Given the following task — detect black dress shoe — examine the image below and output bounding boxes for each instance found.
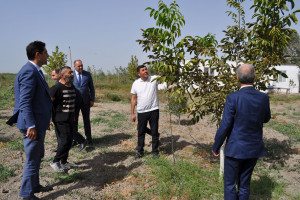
[71,141,78,147]
[134,153,144,160]
[22,195,40,200]
[50,148,57,152]
[79,141,87,152]
[87,140,93,146]
[34,185,53,193]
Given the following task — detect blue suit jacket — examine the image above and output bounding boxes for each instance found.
[13,62,52,131]
[213,86,271,159]
[73,70,95,105]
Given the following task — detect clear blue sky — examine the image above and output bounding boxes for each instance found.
[0,0,299,73]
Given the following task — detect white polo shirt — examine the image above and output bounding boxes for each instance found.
[131,75,159,113]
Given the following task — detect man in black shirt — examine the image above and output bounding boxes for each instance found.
[49,66,78,171]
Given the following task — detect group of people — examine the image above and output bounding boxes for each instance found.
[11,40,270,200]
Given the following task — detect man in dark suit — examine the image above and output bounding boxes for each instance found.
[14,41,53,200]
[73,59,95,145]
[212,64,271,200]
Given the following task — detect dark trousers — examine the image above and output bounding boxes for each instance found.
[54,125,61,147]
[137,109,159,154]
[75,102,92,142]
[224,156,258,200]
[19,129,45,198]
[53,120,73,164]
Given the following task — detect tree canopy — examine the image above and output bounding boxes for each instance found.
[137,0,299,125]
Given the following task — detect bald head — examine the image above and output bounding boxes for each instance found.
[237,64,255,84]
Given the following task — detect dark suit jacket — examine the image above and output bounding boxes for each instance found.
[213,86,271,159]
[73,70,95,105]
[13,62,52,131]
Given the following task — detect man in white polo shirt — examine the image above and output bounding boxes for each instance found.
[131,65,160,159]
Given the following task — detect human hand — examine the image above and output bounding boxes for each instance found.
[26,128,37,140]
[90,101,94,107]
[131,114,136,122]
[212,150,220,157]
[48,122,54,130]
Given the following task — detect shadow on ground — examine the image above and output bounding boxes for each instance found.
[41,133,140,199]
[263,138,297,168]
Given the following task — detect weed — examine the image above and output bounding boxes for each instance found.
[105,93,121,102]
[292,112,300,116]
[145,158,223,199]
[52,171,83,183]
[5,140,24,151]
[269,94,300,102]
[0,164,15,181]
[266,120,300,142]
[91,116,109,124]
[108,113,127,128]
[251,170,285,199]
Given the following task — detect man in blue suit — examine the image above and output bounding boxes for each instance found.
[14,41,53,200]
[73,59,95,145]
[212,64,271,200]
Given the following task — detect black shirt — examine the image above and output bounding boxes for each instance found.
[50,82,76,122]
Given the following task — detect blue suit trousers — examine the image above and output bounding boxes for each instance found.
[224,156,258,200]
[19,129,45,198]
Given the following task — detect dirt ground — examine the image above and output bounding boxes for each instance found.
[0,101,299,199]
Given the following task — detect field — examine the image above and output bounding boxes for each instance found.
[0,73,299,199]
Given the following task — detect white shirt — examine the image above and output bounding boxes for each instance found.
[131,75,159,113]
[74,70,82,84]
[240,85,253,89]
[29,61,44,80]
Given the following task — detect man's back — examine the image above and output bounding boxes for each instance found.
[213,86,271,159]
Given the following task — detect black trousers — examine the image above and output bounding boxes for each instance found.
[137,109,159,154]
[74,102,92,142]
[53,120,74,164]
[54,125,61,147]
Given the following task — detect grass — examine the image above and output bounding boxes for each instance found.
[0,164,15,181]
[0,73,15,109]
[107,113,127,128]
[144,158,223,199]
[269,94,300,102]
[266,120,300,142]
[0,139,24,151]
[90,116,109,124]
[52,171,83,183]
[251,170,286,199]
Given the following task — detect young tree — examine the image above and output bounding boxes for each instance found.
[127,55,139,81]
[43,46,67,75]
[137,0,299,125]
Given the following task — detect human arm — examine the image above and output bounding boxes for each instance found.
[212,95,235,155]
[18,69,37,138]
[131,94,137,122]
[264,95,271,123]
[88,72,95,107]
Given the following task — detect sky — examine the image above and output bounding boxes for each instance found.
[0,0,299,73]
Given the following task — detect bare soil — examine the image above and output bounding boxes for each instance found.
[0,101,299,199]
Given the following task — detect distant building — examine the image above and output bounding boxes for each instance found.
[156,62,300,93]
[268,65,299,94]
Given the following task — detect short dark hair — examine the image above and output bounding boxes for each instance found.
[26,41,45,60]
[137,65,146,72]
[237,64,255,84]
[60,66,71,76]
[52,68,60,74]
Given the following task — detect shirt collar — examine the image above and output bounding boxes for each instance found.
[29,60,41,71]
[240,85,253,89]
